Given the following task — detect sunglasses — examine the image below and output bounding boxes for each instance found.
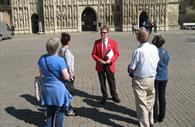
[101,32,108,34]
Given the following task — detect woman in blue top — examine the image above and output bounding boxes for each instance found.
[38,38,72,127]
[152,34,170,123]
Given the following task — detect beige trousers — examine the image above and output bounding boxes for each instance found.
[132,77,155,127]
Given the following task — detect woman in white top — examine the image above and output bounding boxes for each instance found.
[59,32,76,116]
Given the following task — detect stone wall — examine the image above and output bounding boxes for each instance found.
[168,0,179,29]
[11,0,179,34]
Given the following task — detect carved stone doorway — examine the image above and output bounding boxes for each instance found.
[31,13,39,33]
[139,10,149,28]
[81,8,97,31]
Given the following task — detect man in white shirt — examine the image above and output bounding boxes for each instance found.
[128,28,159,127]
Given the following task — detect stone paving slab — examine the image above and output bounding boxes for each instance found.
[0,31,195,127]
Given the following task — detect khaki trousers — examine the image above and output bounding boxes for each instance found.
[132,77,155,127]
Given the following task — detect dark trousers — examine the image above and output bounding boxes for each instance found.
[97,65,118,99]
[153,80,167,121]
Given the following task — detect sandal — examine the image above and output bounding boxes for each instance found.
[66,109,76,116]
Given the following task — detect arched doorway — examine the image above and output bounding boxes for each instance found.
[81,8,97,31]
[31,14,39,33]
[139,11,149,28]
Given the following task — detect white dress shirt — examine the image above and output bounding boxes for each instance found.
[129,42,159,78]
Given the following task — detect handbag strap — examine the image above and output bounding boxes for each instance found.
[44,56,63,82]
[63,48,70,70]
[63,49,71,74]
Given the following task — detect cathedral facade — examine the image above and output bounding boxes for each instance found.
[11,0,179,34]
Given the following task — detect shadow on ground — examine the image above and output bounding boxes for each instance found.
[76,106,138,127]
[74,89,138,126]
[5,106,45,127]
[83,98,137,118]
[186,38,195,43]
[5,89,138,127]
[20,94,40,106]
[5,94,46,127]
[73,88,102,100]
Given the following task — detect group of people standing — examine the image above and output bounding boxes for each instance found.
[37,25,169,127]
[128,28,169,127]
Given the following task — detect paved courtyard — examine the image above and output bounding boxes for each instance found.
[0,31,195,127]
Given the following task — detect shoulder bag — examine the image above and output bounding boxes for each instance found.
[63,49,75,89]
[34,76,43,102]
[44,56,74,94]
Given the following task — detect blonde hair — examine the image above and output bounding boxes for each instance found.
[46,38,60,54]
[100,25,109,32]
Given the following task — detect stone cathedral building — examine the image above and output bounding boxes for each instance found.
[11,0,179,34]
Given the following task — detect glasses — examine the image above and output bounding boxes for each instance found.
[101,32,107,34]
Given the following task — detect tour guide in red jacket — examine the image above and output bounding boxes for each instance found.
[91,25,120,104]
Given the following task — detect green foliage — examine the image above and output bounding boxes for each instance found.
[186,7,195,22]
[192,0,195,9]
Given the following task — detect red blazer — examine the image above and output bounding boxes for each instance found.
[91,37,119,73]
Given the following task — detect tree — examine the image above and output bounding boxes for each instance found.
[184,0,195,22]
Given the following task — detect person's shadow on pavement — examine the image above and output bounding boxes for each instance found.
[5,106,45,127]
[74,89,137,117]
[5,94,46,127]
[8,90,138,127]
[72,89,138,126]
[83,98,137,118]
[73,88,102,100]
[73,89,138,126]
[20,94,39,106]
[76,106,139,127]
[20,94,46,112]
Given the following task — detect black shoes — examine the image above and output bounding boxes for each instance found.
[112,97,121,103]
[158,118,164,122]
[154,118,164,123]
[150,124,154,127]
[100,97,121,104]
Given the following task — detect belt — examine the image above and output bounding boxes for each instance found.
[134,76,154,79]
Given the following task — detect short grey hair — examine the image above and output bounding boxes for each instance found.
[46,38,60,54]
[136,27,150,43]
